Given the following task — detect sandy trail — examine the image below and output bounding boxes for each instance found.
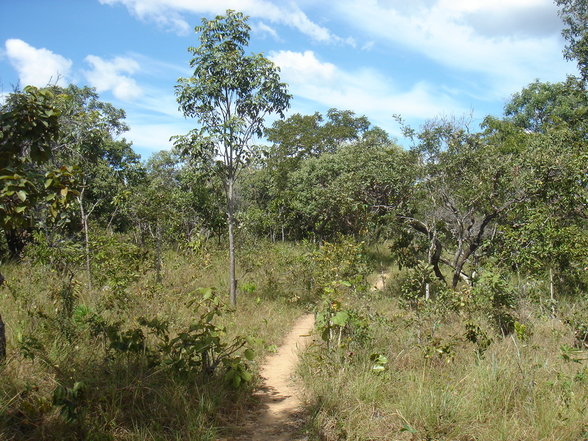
[372,270,390,291]
[225,313,315,441]
[222,270,388,440]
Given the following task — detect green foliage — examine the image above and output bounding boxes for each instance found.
[91,233,148,290]
[514,320,533,342]
[505,77,588,133]
[315,281,370,352]
[396,261,448,309]
[420,333,456,363]
[0,85,79,236]
[0,85,62,166]
[464,322,493,357]
[369,352,388,372]
[470,266,517,335]
[174,10,290,161]
[560,344,588,363]
[26,230,85,273]
[52,381,85,423]
[306,236,370,291]
[85,287,255,385]
[556,0,588,83]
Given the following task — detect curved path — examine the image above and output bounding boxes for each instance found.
[223,271,389,440]
[225,313,315,440]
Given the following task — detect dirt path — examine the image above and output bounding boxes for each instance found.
[225,313,315,441]
[222,271,389,440]
[372,269,390,291]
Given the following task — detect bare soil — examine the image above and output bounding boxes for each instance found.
[221,313,315,441]
[220,272,389,440]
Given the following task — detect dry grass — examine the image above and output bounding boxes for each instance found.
[300,291,588,441]
[0,240,308,440]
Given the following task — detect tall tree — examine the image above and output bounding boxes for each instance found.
[556,0,588,83]
[0,86,76,362]
[250,109,388,240]
[174,10,290,306]
[505,77,588,134]
[49,85,140,287]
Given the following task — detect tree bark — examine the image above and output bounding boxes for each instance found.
[78,188,92,290]
[155,222,162,284]
[0,272,5,363]
[227,178,237,306]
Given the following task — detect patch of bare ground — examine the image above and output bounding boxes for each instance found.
[219,313,315,441]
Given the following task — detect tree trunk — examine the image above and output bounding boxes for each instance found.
[227,179,237,306]
[549,267,556,318]
[0,272,5,363]
[155,222,162,284]
[78,189,92,290]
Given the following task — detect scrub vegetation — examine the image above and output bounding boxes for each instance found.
[1,2,587,440]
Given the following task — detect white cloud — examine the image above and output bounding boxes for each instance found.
[83,55,142,101]
[4,39,72,87]
[98,0,350,44]
[271,50,337,82]
[270,49,465,127]
[333,0,573,98]
[125,122,187,152]
[252,21,281,41]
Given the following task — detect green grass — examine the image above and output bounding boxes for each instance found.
[300,287,588,441]
[2,237,586,441]
[0,240,308,440]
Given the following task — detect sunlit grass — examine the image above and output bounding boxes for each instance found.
[0,239,308,440]
[300,291,588,441]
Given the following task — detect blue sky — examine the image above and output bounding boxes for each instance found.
[0,0,578,158]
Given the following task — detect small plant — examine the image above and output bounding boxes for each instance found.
[370,353,388,372]
[92,233,148,290]
[464,322,493,357]
[561,345,587,363]
[514,321,532,342]
[307,236,370,296]
[395,261,450,312]
[421,334,456,363]
[52,381,85,422]
[86,287,256,387]
[315,280,370,351]
[241,281,257,295]
[471,266,517,335]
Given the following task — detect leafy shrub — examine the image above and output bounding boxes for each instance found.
[464,321,493,357]
[395,261,449,310]
[471,266,517,335]
[86,287,256,385]
[91,233,149,290]
[302,236,370,299]
[315,280,371,352]
[26,231,84,274]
